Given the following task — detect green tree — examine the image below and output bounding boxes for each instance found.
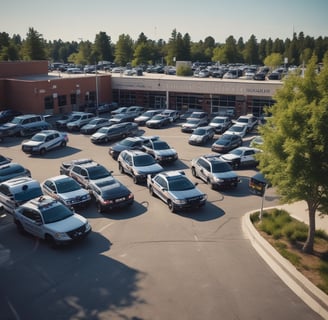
[243,34,259,64]
[264,52,283,70]
[114,34,134,66]
[258,54,328,253]
[21,27,47,60]
[92,31,113,62]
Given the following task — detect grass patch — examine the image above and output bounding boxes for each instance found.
[252,209,328,295]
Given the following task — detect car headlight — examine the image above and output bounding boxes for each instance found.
[213,177,224,183]
[173,199,187,205]
[54,232,68,239]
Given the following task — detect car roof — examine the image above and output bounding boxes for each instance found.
[0,177,38,189]
[201,154,227,163]
[24,195,61,210]
[45,175,74,182]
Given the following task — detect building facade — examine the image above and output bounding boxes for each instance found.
[0,61,112,115]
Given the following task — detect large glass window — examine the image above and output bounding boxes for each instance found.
[44,95,54,110]
[58,95,67,107]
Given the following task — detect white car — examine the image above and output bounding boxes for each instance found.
[220,147,262,169]
[13,195,91,246]
[42,175,91,207]
[225,124,248,138]
[21,130,68,155]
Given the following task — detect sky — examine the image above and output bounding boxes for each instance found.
[1,0,328,43]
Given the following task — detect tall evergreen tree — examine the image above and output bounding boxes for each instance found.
[21,27,47,60]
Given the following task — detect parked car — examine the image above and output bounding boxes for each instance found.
[211,134,243,153]
[134,109,162,126]
[220,147,261,169]
[109,135,158,160]
[21,130,68,155]
[80,117,110,134]
[160,109,180,123]
[209,116,232,134]
[0,114,51,137]
[0,163,31,183]
[191,154,239,189]
[13,195,91,246]
[141,139,178,163]
[89,178,134,213]
[111,107,128,116]
[90,122,138,144]
[147,170,207,213]
[181,118,209,133]
[188,126,215,145]
[146,114,171,128]
[0,177,43,214]
[66,112,95,131]
[126,106,144,116]
[41,175,91,208]
[109,113,136,124]
[234,114,258,132]
[0,109,22,124]
[118,150,164,184]
[59,159,113,190]
[55,112,79,129]
[225,124,248,138]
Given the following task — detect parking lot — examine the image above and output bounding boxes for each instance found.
[0,123,322,320]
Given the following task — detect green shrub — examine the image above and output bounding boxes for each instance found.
[176,65,193,76]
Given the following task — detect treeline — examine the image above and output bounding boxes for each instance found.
[0,27,327,67]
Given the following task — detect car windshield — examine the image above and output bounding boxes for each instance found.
[151,115,162,120]
[238,118,248,123]
[168,176,195,191]
[98,127,109,133]
[134,154,156,166]
[31,134,46,142]
[88,119,100,125]
[55,178,81,193]
[71,115,82,121]
[14,187,43,202]
[230,126,244,133]
[10,117,23,124]
[153,141,170,150]
[193,128,206,135]
[186,119,199,124]
[212,118,224,124]
[230,149,243,156]
[88,165,112,180]
[212,161,232,173]
[220,135,233,142]
[119,139,137,147]
[41,204,74,224]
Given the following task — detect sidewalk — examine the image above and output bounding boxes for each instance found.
[277,201,328,234]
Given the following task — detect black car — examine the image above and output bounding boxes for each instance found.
[109,137,144,160]
[0,109,22,124]
[211,134,243,153]
[89,178,134,213]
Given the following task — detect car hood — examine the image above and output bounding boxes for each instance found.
[155,149,176,156]
[58,188,89,200]
[135,163,163,174]
[169,188,204,200]
[0,123,18,130]
[212,171,238,179]
[46,214,87,232]
[91,132,107,139]
[220,154,240,161]
[135,116,150,121]
[22,141,42,147]
[112,144,129,152]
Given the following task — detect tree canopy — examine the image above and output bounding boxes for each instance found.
[258,53,328,253]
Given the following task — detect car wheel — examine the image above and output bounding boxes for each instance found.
[96,201,104,213]
[233,160,240,169]
[61,141,67,147]
[20,129,26,137]
[118,163,124,173]
[45,234,57,248]
[15,220,25,234]
[207,178,215,190]
[167,200,176,213]
[149,186,155,196]
[133,175,138,184]
[39,148,46,155]
[104,137,109,143]
[191,167,197,177]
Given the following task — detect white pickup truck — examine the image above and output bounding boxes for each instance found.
[234,114,258,132]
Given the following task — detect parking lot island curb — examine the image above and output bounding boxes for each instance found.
[242,210,328,320]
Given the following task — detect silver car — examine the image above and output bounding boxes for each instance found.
[42,175,91,207]
[118,150,164,184]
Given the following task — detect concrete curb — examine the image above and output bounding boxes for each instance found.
[242,209,328,320]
